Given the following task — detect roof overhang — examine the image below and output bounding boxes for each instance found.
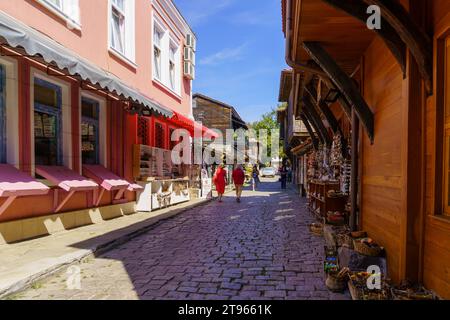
[291,0,375,75]
[291,139,313,156]
[279,69,293,102]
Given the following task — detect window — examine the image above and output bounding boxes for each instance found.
[0,65,5,163]
[155,122,165,149]
[45,0,62,9]
[34,78,62,166]
[40,0,80,25]
[153,27,162,80]
[138,116,149,146]
[81,98,100,165]
[152,17,181,95]
[109,0,135,61]
[110,0,125,54]
[169,45,177,90]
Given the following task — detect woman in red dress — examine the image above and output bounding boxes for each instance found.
[213,165,227,202]
[232,164,245,203]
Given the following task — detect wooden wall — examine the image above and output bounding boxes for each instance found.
[422,0,450,299]
[193,96,232,137]
[361,37,405,283]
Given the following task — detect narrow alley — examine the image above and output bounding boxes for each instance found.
[13,179,349,300]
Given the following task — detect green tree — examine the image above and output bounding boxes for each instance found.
[249,106,286,164]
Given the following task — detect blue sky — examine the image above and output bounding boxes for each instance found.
[174,0,287,123]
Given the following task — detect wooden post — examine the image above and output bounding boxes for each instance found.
[350,109,359,231]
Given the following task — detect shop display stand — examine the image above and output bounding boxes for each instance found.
[308,181,348,220]
[133,144,191,212]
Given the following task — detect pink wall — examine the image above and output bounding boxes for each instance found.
[0,0,192,116]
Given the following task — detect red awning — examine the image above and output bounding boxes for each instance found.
[169,111,219,138]
[202,126,219,138]
[170,112,195,133]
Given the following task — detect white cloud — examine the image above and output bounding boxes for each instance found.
[181,0,234,26]
[199,43,248,66]
[230,10,277,26]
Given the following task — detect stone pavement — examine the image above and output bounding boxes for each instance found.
[10,179,350,300]
[0,196,213,298]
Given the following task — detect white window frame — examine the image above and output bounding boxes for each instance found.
[108,0,136,65]
[153,24,164,81]
[152,14,181,97]
[37,0,81,30]
[169,41,178,91]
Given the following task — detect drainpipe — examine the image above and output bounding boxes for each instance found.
[284,0,327,77]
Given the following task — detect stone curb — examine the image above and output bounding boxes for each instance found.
[0,197,216,299]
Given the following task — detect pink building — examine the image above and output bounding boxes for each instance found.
[0,0,200,243]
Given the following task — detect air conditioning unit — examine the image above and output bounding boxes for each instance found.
[186,33,196,51]
[184,46,195,64]
[184,61,195,80]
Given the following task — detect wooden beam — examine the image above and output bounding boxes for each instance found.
[320,77,352,119]
[303,42,374,143]
[302,95,332,146]
[363,0,433,95]
[301,110,323,145]
[304,82,341,135]
[300,113,319,150]
[321,0,406,76]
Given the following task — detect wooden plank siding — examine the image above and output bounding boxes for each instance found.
[361,37,405,283]
[193,96,232,138]
[422,0,450,299]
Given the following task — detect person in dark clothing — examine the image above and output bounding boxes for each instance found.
[287,167,293,183]
[251,165,260,191]
[279,165,287,189]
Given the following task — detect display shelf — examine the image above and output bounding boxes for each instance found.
[136,178,190,212]
[308,180,348,219]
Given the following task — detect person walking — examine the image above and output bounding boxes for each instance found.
[232,164,245,203]
[287,167,293,183]
[251,165,260,191]
[279,165,287,189]
[213,164,227,202]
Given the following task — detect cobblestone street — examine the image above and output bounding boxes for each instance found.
[14,179,349,300]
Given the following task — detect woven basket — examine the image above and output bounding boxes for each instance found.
[350,231,367,238]
[390,287,439,300]
[326,274,346,292]
[353,240,382,257]
[336,233,354,248]
[309,223,323,236]
[347,280,360,300]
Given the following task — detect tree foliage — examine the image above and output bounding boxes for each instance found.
[248,105,286,163]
